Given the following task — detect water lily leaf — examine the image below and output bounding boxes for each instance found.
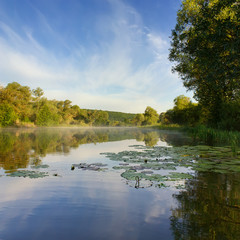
[7,170,48,178]
[31,164,49,169]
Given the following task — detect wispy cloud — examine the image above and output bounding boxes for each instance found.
[0,0,191,113]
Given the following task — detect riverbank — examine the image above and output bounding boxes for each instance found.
[154,124,240,153]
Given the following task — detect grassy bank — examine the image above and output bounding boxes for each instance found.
[155,124,240,153]
[142,123,182,130]
[186,125,240,147]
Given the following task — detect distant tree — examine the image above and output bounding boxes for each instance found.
[160,95,202,126]
[159,110,174,125]
[143,106,159,125]
[32,87,44,99]
[31,87,44,121]
[0,82,32,121]
[36,103,60,126]
[36,105,52,126]
[132,113,145,126]
[70,105,81,124]
[94,111,109,126]
[173,95,191,110]
[0,103,17,126]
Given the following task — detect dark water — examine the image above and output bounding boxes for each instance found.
[0,128,239,240]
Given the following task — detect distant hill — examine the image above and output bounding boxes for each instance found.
[106,111,137,122]
[84,109,137,122]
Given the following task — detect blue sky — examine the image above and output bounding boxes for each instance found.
[0,0,193,113]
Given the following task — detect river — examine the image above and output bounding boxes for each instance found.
[0,127,239,239]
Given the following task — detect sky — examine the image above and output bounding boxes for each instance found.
[0,0,193,113]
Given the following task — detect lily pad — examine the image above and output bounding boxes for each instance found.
[100,143,240,189]
[141,170,154,174]
[31,164,49,169]
[167,172,194,180]
[72,163,108,171]
[7,170,48,178]
[121,170,168,182]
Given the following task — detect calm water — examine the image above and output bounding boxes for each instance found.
[0,128,239,240]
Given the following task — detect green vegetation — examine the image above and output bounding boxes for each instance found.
[159,95,240,148]
[105,110,136,126]
[159,95,202,127]
[7,170,48,178]
[187,125,240,150]
[0,82,163,127]
[101,143,240,189]
[169,0,240,128]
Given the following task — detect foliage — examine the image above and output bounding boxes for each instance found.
[160,95,202,126]
[132,113,145,126]
[0,82,166,128]
[100,110,136,126]
[0,103,17,126]
[0,82,32,121]
[36,104,59,126]
[218,100,240,131]
[174,95,191,110]
[0,82,164,127]
[169,0,240,125]
[143,106,159,125]
[0,82,139,127]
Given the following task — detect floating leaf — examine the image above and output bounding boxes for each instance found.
[7,170,48,178]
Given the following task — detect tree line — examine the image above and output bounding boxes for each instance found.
[0,81,162,127]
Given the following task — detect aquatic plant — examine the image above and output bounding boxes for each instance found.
[101,143,240,189]
[71,163,108,171]
[31,164,49,169]
[7,170,48,178]
[188,125,240,153]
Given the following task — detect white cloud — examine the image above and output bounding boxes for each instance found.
[147,32,168,51]
[0,0,191,113]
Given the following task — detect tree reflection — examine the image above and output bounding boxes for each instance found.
[143,132,159,147]
[0,128,191,171]
[158,130,192,146]
[170,172,240,239]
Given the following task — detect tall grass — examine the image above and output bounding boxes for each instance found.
[187,125,240,153]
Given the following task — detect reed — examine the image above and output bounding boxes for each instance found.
[187,125,240,154]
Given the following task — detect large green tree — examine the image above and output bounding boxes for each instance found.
[169,0,240,125]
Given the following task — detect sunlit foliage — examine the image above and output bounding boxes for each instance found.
[169,0,240,126]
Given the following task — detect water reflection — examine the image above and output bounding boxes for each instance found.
[171,172,240,239]
[0,128,191,171]
[0,128,239,239]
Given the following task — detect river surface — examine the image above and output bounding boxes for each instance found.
[0,127,239,240]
